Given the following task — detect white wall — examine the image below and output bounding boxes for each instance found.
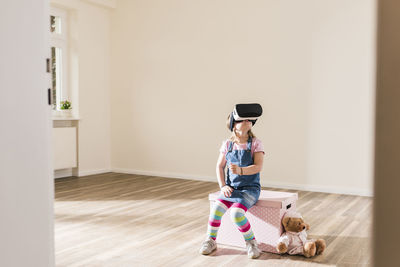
[110,0,376,196]
[76,1,112,176]
[0,0,55,266]
[52,0,112,176]
[307,0,376,195]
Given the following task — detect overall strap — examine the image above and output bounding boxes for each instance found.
[228,140,234,152]
[246,137,252,151]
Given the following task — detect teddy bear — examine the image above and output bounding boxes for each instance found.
[276,211,326,258]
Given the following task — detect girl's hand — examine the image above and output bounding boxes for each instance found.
[229,164,241,175]
[221,185,233,197]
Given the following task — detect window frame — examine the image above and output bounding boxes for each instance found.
[50,6,69,111]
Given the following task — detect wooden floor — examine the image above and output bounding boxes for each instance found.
[54,172,372,267]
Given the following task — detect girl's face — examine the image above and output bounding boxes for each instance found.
[234,119,252,133]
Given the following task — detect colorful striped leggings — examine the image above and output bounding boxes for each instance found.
[207,199,255,241]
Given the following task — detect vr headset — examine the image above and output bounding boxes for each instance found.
[229,103,263,131]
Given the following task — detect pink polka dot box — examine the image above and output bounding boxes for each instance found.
[208,190,298,253]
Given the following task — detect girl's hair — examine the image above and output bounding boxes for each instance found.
[226,113,256,142]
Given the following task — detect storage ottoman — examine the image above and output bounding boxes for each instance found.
[209,190,298,253]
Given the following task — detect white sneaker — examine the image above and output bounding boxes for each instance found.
[245,239,261,259]
[199,237,217,255]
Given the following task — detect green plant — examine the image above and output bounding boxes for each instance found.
[60,100,72,110]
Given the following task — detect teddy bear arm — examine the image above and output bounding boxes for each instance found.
[277,242,288,253]
[278,234,290,246]
[277,234,290,253]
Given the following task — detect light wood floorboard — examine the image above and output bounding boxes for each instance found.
[55,173,372,267]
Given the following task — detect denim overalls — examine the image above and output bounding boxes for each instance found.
[218,137,261,209]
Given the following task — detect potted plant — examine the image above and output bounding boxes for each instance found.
[59,100,72,116]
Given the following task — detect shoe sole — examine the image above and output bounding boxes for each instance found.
[248,250,261,259]
[248,254,260,259]
[200,246,217,255]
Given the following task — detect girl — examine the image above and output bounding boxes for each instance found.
[199,109,265,259]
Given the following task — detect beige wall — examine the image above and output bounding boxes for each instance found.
[307,0,376,195]
[77,1,112,175]
[110,0,376,196]
[52,0,112,176]
[48,0,375,196]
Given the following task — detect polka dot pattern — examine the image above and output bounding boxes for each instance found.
[209,190,298,253]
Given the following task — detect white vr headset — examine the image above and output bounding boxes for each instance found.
[229,103,263,131]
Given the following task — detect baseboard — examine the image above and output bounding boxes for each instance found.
[260,180,373,197]
[54,168,73,179]
[78,169,112,177]
[111,168,216,183]
[54,168,112,179]
[58,167,373,197]
[111,168,373,197]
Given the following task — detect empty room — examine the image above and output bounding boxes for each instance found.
[2,0,400,266]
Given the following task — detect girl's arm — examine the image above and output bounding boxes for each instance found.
[216,152,227,188]
[216,152,233,197]
[229,152,264,175]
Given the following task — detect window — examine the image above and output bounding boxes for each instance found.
[50,7,68,111]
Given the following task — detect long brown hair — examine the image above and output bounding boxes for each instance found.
[226,113,256,143]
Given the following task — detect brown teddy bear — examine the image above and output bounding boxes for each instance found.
[276,211,326,258]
